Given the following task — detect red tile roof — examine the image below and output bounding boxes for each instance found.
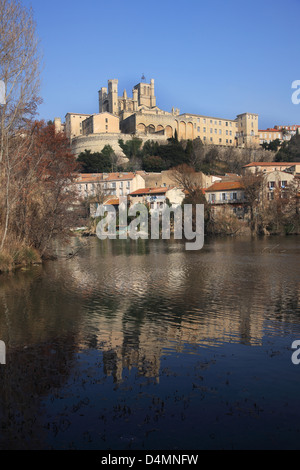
[259,129,282,133]
[76,172,136,183]
[104,198,120,206]
[130,187,169,196]
[206,181,244,192]
[243,162,298,168]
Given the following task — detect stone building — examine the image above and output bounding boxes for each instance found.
[243,161,300,175]
[82,112,120,135]
[57,77,260,156]
[74,172,146,200]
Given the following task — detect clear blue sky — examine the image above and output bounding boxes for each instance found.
[23,0,300,129]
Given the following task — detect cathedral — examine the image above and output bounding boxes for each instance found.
[54,77,260,157]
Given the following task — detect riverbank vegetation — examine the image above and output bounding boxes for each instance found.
[173,164,300,237]
[0,1,80,273]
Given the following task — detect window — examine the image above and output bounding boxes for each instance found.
[231,193,237,200]
[203,127,206,132]
[210,128,213,134]
[269,181,275,189]
[222,193,227,201]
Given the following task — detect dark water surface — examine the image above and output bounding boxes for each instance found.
[0,236,299,450]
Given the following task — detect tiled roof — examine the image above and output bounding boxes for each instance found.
[104,198,120,206]
[259,129,282,133]
[243,162,298,168]
[130,187,170,196]
[206,181,244,192]
[76,172,136,183]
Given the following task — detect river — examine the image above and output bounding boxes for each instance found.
[0,235,299,449]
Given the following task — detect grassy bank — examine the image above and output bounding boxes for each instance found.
[0,242,42,274]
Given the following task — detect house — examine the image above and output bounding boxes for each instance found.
[259,128,285,145]
[262,170,295,201]
[205,181,247,218]
[129,187,185,212]
[243,162,300,175]
[89,197,122,218]
[74,172,146,200]
[136,169,219,190]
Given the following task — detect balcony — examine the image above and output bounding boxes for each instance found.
[209,198,246,205]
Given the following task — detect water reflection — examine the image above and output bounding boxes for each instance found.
[0,236,299,449]
[1,237,300,379]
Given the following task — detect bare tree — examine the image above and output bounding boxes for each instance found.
[0,0,41,249]
[284,177,300,232]
[241,171,265,233]
[171,164,205,200]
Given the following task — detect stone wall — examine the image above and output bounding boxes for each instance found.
[71,133,168,158]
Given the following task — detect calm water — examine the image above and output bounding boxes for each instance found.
[0,236,299,450]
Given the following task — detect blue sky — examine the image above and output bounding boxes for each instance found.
[23,0,300,129]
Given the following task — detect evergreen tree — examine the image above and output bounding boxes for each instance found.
[276,134,300,162]
[77,149,112,173]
